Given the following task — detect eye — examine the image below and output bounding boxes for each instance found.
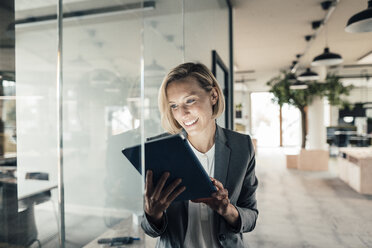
[186,99,195,104]
[170,104,178,109]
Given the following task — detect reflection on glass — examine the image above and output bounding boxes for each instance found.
[0,0,16,245]
[0,0,16,160]
[184,0,229,67]
[1,0,59,247]
[61,0,150,246]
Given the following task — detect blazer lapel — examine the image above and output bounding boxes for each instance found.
[181,126,230,185]
[214,125,231,187]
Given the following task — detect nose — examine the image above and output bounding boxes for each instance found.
[180,104,190,116]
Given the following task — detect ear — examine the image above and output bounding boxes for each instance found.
[210,88,218,105]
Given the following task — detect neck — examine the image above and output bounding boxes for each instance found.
[188,122,216,153]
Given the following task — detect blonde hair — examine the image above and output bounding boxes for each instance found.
[158,62,225,134]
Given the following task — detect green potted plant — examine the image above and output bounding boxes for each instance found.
[267,72,353,148]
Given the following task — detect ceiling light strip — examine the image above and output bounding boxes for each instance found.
[14,1,155,27]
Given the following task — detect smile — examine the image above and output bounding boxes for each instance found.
[184,118,198,126]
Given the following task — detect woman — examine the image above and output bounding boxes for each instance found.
[142,63,258,247]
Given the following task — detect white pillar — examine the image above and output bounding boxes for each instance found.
[307,67,327,150]
[307,96,327,149]
[330,106,339,126]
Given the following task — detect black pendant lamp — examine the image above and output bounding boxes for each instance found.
[345,0,372,33]
[298,68,320,81]
[286,73,308,89]
[312,47,343,66]
[312,21,343,66]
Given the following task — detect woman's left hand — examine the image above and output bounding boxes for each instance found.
[192,178,229,215]
[192,178,240,228]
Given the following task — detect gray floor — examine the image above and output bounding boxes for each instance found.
[32,147,372,248]
[245,148,372,248]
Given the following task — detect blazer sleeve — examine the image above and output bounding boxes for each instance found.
[230,135,259,233]
[141,212,168,237]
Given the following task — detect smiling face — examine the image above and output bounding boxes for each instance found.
[166,77,218,137]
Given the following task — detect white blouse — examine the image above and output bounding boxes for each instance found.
[183,140,220,248]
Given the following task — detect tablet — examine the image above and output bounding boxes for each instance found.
[122,134,217,201]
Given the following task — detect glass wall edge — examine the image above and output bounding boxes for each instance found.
[57,0,66,247]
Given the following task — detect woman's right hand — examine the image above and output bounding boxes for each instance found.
[144,170,186,227]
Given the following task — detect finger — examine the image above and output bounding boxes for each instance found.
[212,189,228,200]
[162,178,182,199]
[145,170,154,196]
[153,172,170,199]
[210,178,219,192]
[223,188,229,198]
[217,188,228,198]
[212,192,223,201]
[211,178,225,191]
[222,198,229,206]
[167,186,186,203]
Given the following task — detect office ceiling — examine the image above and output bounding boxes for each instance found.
[233,0,372,90]
[7,0,372,90]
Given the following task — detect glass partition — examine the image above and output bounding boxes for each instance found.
[184,0,229,66]
[143,0,184,137]
[1,0,59,246]
[62,0,145,246]
[184,0,230,127]
[0,0,230,246]
[15,0,59,197]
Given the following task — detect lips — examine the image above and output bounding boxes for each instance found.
[184,118,198,127]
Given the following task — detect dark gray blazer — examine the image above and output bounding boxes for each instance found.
[142,125,259,248]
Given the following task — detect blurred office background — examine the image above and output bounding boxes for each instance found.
[1,0,372,247]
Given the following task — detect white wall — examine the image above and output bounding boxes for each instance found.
[345,87,372,103]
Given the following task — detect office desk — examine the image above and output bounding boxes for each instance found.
[18,179,57,199]
[18,179,57,212]
[0,153,16,166]
[338,148,372,194]
[0,177,57,211]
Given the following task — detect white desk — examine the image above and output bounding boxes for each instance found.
[0,176,57,213]
[0,177,57,199]
[338,148,372,194]
[17,179,57,200]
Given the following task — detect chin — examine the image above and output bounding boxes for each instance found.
[185,126,206,137]
[186,129,198,136]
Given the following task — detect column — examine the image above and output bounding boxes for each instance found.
[307,67,327,150]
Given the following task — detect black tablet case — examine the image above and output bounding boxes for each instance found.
[122,134,217,201]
